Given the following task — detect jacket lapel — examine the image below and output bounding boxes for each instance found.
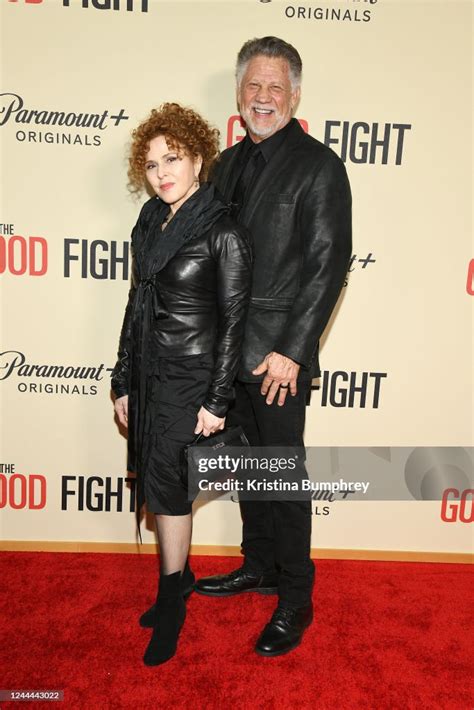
[215,140,246,201]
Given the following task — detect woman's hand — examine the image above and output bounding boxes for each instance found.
[114,395,129,428]
[194,406,225,437]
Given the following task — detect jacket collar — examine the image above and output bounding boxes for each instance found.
[240,117,295,165]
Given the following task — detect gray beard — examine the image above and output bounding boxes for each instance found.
[241,109,281,138]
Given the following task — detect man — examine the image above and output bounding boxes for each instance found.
[195,37,352,656]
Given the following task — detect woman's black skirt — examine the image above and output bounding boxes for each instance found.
[139,352,214,516]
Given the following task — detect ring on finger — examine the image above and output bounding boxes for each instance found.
[280,383,289,389]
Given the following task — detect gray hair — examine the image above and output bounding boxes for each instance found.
[236,36,303,89]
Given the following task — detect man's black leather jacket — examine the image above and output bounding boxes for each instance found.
[212,119,352,381]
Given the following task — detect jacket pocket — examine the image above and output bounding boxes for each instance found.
[262,192,295,204]
[250,296,294,311]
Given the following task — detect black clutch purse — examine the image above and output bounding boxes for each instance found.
[183,425,250,458]
[181,425,250,489]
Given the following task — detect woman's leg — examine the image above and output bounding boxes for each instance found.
[155,513,192,574]
[142,355,210,664]
[143,513,192,667]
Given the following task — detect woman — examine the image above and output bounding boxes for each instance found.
[111,103,252,667]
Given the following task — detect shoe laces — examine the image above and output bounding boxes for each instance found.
[271,606,296,626]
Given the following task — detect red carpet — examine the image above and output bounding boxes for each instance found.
[0,552,472,709]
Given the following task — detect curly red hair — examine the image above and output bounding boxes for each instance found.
[128,102,220,194]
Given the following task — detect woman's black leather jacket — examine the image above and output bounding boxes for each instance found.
[111,203,252,418]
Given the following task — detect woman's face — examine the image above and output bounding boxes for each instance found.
[145,135,203,214]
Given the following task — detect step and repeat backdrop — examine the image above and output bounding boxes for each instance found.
[1,0,472,555]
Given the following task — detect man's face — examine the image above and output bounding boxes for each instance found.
[237,55,300,142]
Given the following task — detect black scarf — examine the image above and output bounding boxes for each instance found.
[135,182,229,279]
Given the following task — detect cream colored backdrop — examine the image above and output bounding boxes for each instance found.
[1,0,472,556]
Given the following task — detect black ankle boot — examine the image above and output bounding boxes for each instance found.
[143,571,186,666]
[139,560,194,628]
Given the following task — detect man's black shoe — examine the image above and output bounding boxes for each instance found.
[255,603,313,657]
[194,567,278,597]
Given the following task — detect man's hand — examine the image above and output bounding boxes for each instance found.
[252,352,300,405]
[195,406,226,437]
[114,394,129,428]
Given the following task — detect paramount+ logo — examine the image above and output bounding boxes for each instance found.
[0,350,110,396]
[8,0,148,11]
[0,93,129,148]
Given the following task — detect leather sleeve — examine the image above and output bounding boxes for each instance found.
[273,155,352,368]
[110,255,138,399]
[202,226,253,417]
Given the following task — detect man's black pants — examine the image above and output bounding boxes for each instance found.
[227,379,315,607]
